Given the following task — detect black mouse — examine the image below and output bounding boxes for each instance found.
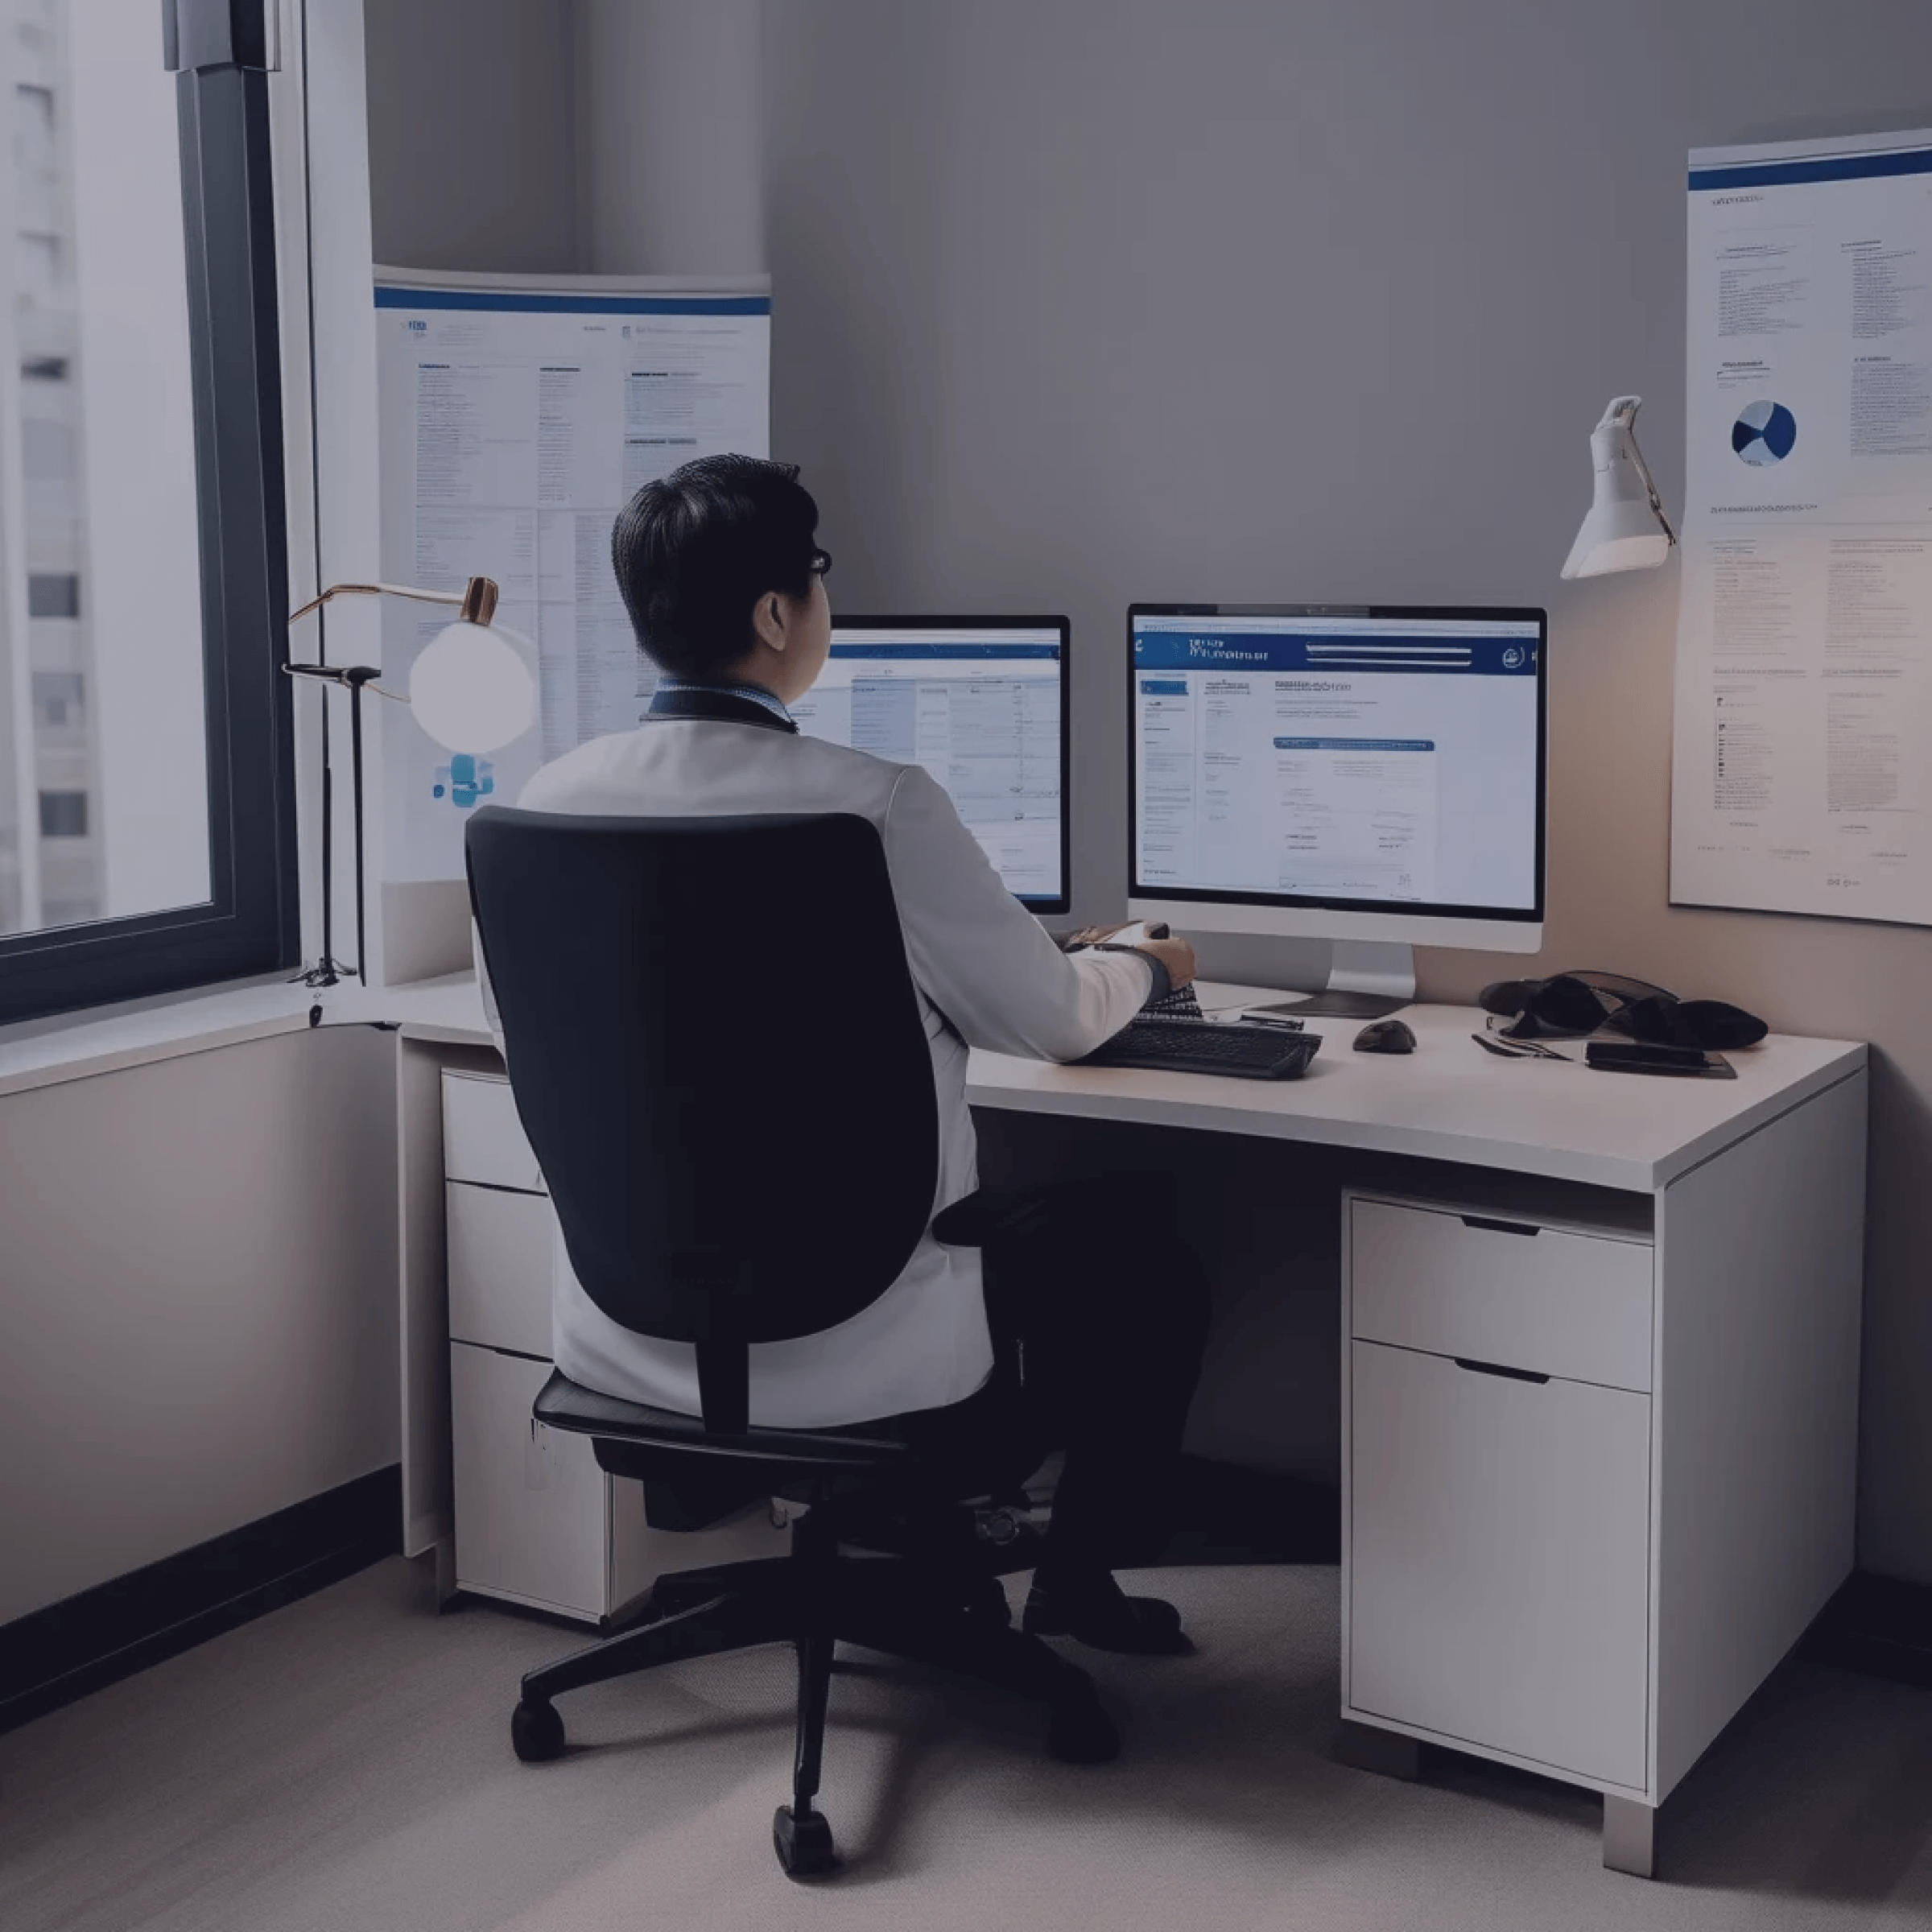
[1353,1018,1416,1055]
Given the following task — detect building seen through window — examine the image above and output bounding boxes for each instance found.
[0,0,209,940]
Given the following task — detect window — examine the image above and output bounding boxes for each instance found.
[0,0,295,1019]
[38,786,84,836]
[26,570,76,617]
[31,668,82,731]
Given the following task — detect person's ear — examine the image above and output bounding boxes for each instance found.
[750,590,786,654]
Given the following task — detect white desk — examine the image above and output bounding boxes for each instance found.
[381,976,1866,1880]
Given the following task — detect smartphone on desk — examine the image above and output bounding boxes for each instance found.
[1586,1038,1733,1077]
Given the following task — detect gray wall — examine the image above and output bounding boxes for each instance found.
[754,0,1932,1587]
[361,0,1932,1584]
[0,1028,400,1623]
[363,0,579,273]
[575,0,764,276]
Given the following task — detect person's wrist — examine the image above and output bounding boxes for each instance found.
[1086,939,1170,1003]
[1123,944,1174,1005]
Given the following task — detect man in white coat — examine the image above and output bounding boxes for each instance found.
[506,454,1210,1655]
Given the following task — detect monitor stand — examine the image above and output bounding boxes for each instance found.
[1254,940,1414,1021]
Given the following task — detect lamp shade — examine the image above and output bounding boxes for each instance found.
[408,620,537,752]
[1561,395,1676,579]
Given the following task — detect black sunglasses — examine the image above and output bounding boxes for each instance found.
[807,547,832,580]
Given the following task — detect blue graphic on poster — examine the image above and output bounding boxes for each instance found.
[1732,400,1797,466]
[431,754,494,808]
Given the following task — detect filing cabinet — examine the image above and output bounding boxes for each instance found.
[1343,1194,1655,1792]
[440,1068,784,1624]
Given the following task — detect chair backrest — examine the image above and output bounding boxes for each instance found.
[465,807,940,1433]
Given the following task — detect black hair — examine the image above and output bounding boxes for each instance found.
[609,454,820,679]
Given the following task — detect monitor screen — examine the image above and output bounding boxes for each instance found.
[1128,606,1545,937]
[792,617,1070,914]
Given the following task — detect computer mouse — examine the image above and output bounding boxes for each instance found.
[1353,1019,1416,1055]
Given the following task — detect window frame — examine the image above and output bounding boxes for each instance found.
[0,0,298,1024]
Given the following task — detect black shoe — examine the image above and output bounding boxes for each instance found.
[1022,1582,1193,1655]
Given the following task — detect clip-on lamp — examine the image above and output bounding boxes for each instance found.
[1560,395,1678,579]
[283,576,536,988]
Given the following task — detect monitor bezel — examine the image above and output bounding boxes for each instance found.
[1125,602,1547,942]
[824,613,1073,916]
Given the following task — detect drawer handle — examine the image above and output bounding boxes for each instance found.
[1453,1356,1551,1385]
[1459,1215,1538,1236]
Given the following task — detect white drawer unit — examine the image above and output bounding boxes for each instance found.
[447,1181,555,1358]
[1350,1197,1652,1393]
[451,1341,645,1619]
[1343,1189,1658,1801]
[440,1069,785,1625]
[449,1340,783,1623]
[1348,1339,1651,1789]
[442,1068,547,1194]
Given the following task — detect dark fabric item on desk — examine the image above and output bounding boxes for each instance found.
[1480,969,1767,1051]
[1606,995,1769,1051]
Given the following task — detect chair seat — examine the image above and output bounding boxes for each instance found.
[532,1368,913,1475]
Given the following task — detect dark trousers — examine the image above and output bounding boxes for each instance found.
[885,1170,1212,1575]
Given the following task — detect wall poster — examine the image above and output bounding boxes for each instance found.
[1672,131,1932,922]
[374,272,771,881]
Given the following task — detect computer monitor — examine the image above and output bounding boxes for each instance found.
[791,616,1071,914]
[1127,605,1546,1014]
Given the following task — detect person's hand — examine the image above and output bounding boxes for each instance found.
[1136,935,1195,989]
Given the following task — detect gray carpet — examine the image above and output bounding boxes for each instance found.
[2,1558,1929,1931]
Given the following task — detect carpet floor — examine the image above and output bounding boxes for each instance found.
[2,1558,1929,1931]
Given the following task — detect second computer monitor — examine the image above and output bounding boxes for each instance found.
[792,616,1070,914]
[1127,605,1546,952]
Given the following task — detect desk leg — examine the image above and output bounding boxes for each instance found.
[1603,1796,1655,1877]
[430,1535,457,1609]
[1337,1719,1421,1780]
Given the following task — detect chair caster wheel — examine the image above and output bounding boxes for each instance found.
[773,1803,838,1878]
[1046,1686,1120,1765]
[511,1699,566,1762]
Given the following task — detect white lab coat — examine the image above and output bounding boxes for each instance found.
[480,710,1155,1426]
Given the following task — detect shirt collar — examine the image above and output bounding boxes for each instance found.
[654,675,794,725]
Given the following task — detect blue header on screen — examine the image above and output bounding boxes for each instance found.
[375,289,771,316]
[829,642,1059,660]
[1274,738,1436,752]
[1689,147,1932,192]
[1133,632,1537,675]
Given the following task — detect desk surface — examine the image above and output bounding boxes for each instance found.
[0,969,1856,1194]
[375,975,1862,1196]
[968,986,1863,1192]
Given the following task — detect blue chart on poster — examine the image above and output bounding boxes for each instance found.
[1732,399,1798,465]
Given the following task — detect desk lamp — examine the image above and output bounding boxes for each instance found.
[1560,396,1678,578]
[284,576,536,985]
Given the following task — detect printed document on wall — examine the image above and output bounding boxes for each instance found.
[375,277,771,881]
[1672,130,1932,923]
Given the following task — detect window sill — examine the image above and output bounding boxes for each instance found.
[0,971,493,1100]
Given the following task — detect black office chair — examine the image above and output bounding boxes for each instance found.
[464,807,1113,1879]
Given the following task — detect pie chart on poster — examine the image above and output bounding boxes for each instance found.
[1733,399,1798,465]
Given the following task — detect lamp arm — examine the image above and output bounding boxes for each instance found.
[1598,397,1677,549]
[1625,439,1677,548]
[287,575,499,627]
[280,662,409,705]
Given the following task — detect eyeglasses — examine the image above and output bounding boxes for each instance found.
[808,548,832,580]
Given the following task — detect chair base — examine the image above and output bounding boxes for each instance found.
[510,1508,1115,1876]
